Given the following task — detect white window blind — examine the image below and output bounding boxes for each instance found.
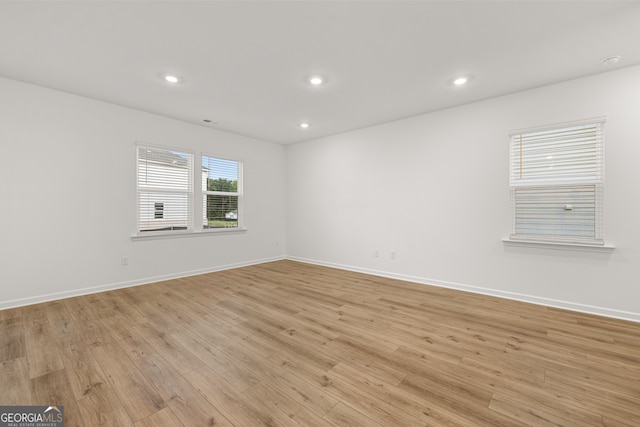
[202,155,242,229]
[137,145,193,233]
[509,119,604,245]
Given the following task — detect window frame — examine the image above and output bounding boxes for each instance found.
[506,117,607,248]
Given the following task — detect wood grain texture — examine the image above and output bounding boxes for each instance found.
[134,407,183,427]
[0,317,26,362]
[76,388,134,427]
[1,260,639,426]
[31,369,84,427]
[0,357,31,405]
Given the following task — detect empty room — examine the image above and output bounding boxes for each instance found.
[1,1,639,426]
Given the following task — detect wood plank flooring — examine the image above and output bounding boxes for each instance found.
[1,260,639,426]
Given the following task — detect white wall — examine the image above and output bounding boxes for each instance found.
[3,66,639,321]
[0,77,286,309]
[286,65,640,321]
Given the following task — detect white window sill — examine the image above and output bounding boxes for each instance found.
[502,238,614,253]
[132,227,247,241]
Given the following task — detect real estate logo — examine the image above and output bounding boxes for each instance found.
[0,405,64,427]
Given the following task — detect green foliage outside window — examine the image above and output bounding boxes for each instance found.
[206,178,238,227]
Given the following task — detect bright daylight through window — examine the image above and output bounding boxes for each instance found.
[203,155,242,229]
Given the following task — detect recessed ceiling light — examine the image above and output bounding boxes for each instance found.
[601,55,621,66]
[299,122,310,129]
[453,76,468,86]
[307,74,328,86]
[163,74,181,84]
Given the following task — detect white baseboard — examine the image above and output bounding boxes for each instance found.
[0,256,286,311]
[286,256,640,323]
[4,254,638,324]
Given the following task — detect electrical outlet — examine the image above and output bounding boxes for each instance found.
[390,251,396,260]
[374,250,380,258]
[121,256,129,266]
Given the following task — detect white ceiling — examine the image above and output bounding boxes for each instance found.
[1,1,639,145]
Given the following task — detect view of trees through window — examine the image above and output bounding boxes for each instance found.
[203,156,241,229]
[206,177,239,228]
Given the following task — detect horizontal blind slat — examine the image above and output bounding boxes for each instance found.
[137,145,194,233]
[509,120,604,244]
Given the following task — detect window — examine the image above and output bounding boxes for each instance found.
[135,144,244,236]
[508,118,605,245]
[137,145,193,232]
[154,202,164,219]
[202,155,242,229]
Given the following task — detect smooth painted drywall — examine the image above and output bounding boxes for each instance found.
[0,77,286,308]
[286,65,640,321]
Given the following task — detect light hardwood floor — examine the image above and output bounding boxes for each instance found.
[1,260,639,426]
